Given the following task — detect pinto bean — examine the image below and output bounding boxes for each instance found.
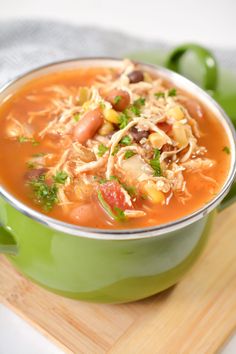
[69,203,95,225]
[73,108,104,144]
[105,89,130,111]
[25,168,48,181]
[128,70,144,83]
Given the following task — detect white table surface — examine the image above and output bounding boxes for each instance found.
[0,0,236,353]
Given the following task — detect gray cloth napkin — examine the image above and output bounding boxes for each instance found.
[0,19,236,86]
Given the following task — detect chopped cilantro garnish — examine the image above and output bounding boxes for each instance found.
[122,184,137,197]
[26,161,36,169]
[114,95,122,104]
[29,174,58,212]
[74,113,80,122]
[113,206,126,221]
[129,97,146,117]
[100,176,120,184]
[134,97,146,106]
[18,136,40,146]
[130,105,140,116]
[168,88,177,97]
[120,135,132,146]
[150,149,162,176]
[110,175,119,181]
[99,101,106,109]
[53,171,68,184]
[32,138,40,146]
[112,146,120,156]
[18,136,29,143]
[154,92,165,99]
[98,178,108,184]
[32,152,46,157]
[119,112,129,129]
[98,143,109,157]
[223,146,230,154]
[124,150,135,159]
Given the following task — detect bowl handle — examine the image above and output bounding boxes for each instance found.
[0,226,18,255]
[165,43,218,92]
[218,182,236,211]
[166,44,236,211]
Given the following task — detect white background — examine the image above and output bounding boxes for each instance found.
[1,0,236,48]
[0,0,236,353]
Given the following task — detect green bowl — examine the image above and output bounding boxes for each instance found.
[0,53,236,303]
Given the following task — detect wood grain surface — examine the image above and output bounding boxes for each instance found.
[0,204,236,354]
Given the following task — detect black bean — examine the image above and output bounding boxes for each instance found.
[130,127,149,142]
[128,70,144,84]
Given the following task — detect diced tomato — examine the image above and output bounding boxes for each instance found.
[99,181,130,210]
[157,122,172,133]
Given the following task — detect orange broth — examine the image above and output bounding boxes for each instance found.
[0,67,231,229]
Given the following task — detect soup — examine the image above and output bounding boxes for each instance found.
[0,60,231,229]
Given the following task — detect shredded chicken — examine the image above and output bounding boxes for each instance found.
[124,210,146,218]
[106,119,138,179]
[57,187,71,206]
[47,148,70,177]
[165,163,189,197]
[75,153,108,174]
[5,115,33,139]
[181,158,215,171]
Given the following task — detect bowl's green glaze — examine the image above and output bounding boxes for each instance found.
[0,198,214,303]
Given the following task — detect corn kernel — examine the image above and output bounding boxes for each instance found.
[143,181,165,204]
[82,101,91,111]
[143,72,153,83]
[148,132,166,149]
[172,122,188,147]
[78,87,90,105]
[167,105,185,121]
[104,108,120,124]
[98,121,114,136]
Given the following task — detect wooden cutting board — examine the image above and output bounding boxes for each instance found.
[0,204,236,354]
